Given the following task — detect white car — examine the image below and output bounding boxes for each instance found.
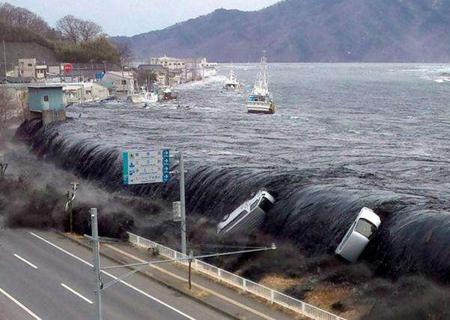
[335,207,381,263]
[217,190,275,235]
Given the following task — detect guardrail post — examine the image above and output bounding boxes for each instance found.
[218,268,221,282]
[270,290,274,304]
[243,279,247,292]
[194,259,198,270]
[136,236,140,246]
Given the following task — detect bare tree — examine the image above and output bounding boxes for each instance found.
[136,69,157,88]
[115,42,133,66]
[79,20,103,42]
[56,15,81,43]
[0,3,50,34]
[57,15,103,43]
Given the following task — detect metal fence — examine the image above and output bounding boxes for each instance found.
[127,232,346,320]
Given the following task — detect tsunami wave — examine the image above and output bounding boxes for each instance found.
[16,119,450,283]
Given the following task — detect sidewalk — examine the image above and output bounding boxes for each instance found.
[65,233,304,320]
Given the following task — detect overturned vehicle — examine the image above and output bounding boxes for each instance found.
[335,207,381,263]
[217,190,275,235]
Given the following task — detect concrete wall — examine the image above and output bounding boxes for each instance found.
[41,110,66,125]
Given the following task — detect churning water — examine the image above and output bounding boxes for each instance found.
[19,64,450,281]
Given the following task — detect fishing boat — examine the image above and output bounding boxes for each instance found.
[161,87,178,101]
[246,54,275,114]
[223,69,241,91]
[127,87,158,107]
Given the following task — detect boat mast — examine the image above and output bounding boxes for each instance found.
[261,51,268,92]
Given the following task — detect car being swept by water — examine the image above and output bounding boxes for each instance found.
[335,207,381,263]
[217,190,275,235]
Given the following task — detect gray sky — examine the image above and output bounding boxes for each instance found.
[7,0,280,36]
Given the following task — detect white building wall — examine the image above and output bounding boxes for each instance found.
[102,72,135,95]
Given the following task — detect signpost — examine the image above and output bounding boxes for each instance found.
[122,148,187,254]
[63,63,73,74]
[122,149,170,185]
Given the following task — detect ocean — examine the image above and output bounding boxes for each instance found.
[19,63,450,281]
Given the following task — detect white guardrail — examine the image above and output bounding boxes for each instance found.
[127,232,346,320]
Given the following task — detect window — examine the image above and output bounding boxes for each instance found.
[43,95,49,102]
[28,63,32,67]
[355,219,377,239]
[121,80,127,85]
[250,199,259,211]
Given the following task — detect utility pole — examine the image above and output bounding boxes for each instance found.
[65,182,78,233]
[179,152,187,255]
[90,208,103,320]
[3,40,7,78]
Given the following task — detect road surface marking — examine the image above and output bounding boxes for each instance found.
[0,287,42,320]
[105,244,277,320]
[29,232,196,320]
[13,254,38,269]
[61,283,93,304]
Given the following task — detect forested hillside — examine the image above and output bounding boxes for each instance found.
[0,2,121,68]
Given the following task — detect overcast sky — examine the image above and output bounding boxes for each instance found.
[7,0,280,36]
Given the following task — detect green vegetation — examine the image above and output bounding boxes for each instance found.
[54,37,120,64]
[0,2,121,64]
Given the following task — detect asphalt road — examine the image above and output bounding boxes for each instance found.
[0,229,232,320]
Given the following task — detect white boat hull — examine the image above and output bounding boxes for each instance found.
[246,102,276,114]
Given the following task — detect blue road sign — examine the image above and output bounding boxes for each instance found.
[122,149,170,185]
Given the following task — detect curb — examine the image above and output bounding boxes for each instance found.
[56,231,240,320]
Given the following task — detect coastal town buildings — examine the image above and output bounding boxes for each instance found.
[149,56,186,71]
[63,82,109,103]
[18,58,37,78]
[101,71,135,95]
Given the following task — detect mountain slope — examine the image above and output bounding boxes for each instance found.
[113,0,450,62]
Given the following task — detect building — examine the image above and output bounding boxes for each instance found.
[63,82,109,104]
[137,64,169,86]
[101,71,135,95]
[149,56,186,71]
[18,58,37,78]
[27,84,66,125]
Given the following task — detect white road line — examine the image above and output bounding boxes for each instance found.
[0,287,42,320]
[61,283,93,304]
[14,254,38,269]
[105,244,277,320]
[29,232,196,320]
